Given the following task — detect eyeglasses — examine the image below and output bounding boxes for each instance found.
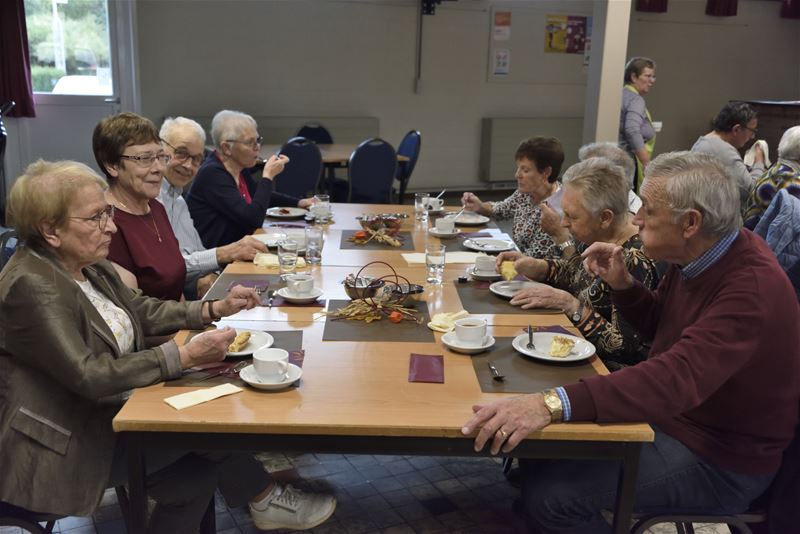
[161,139,204,166]
[120,153,171,168]
[68,205,115,231]
[225,136,263,149]
[741,125,758,136]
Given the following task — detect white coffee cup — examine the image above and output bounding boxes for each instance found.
[426,198,444,210]
[454,318,487,347]
[435,218,455,233]
[253,348,289,380]
[474,255,496,273]
[286,274,314,295]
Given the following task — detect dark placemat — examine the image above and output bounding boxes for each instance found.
[470,334,597,393]
[453,281,563,315]
[169,330,304,387]
[339,230,416,251]
[203,273,281,301]
[322,299,435,343]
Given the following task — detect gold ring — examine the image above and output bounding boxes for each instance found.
[498,429,508,439]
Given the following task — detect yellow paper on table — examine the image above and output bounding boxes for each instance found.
[253,253,307,268]
[427,310,469,333]
[164,383,243,410]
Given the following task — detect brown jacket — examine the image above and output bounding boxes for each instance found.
[0,246,204,516]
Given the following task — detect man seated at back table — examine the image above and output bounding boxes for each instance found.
[462,151,800,533]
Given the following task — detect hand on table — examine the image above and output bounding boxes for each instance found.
[581,242,634,291]
[461,394,551,455]
[218,236,267,264]
[262,154,289,180]
[509,284,573,311]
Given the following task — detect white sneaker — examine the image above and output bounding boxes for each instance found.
[250,484,336,531]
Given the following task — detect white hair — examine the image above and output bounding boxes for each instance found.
[777,126,800,162]
[645,151,741,237]
[210,110,257,150]
[562,158,629,220]
[160,116,206,145]
[578,142,636,183]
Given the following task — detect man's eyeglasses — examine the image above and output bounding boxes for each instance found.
[741,125,759,136]
[68,205,115,231]
[161,139,204,166]
[225,136,263,149]
[120,153,171,168]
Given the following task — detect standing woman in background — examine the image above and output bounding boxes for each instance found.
[619,57,657,191]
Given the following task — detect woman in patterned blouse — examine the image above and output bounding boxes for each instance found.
[495,158,659,367]
[461,137,572,258]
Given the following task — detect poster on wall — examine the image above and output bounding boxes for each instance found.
[544,15,588,54]
[493,11,511,40]
[493,48,510,76]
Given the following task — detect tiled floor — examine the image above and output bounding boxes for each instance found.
[1,452,733,534]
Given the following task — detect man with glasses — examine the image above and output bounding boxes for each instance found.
[158,117,268,299]
[187,110,315,248]
[691,101,765,206]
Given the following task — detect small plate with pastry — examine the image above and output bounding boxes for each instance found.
[226,329,274,357]
[266,207,308,219]
[511,332,595,363]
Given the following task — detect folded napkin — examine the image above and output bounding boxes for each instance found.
[402,251,482,265]
[164,383,243,410]
[253,253,307,268]
[744,140,771,168]
[408,353,444,383]
[427,310,469,332]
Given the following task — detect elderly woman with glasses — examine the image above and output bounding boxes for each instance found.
[187,110,314,248]
[620,57,657,191]
[495,158,659,368]
[0,160,340,531]
[93,112,186,301]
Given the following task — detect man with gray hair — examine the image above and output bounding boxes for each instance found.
[462,151,800,532]
[578,141,642,213]
[158,116,267,299]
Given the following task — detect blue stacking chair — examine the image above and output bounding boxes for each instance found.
[296,123,333,145]
[0,229,20,271]
[275,137,323,198]
[346,138,397,204]
[394,130,421,204]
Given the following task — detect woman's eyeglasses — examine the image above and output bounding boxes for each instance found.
[225,136,263,149]
[161,139,204,166]
[119,153,171,168]
[69,205,116,231]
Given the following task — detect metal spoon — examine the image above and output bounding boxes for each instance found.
[435,189,446,199]
[487,361,505,382]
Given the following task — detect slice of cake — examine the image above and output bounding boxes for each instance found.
[549,335,576,358]
[500,261,517,281]
[228,331,251,352]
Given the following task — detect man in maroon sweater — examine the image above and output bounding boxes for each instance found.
[462,152,800,533]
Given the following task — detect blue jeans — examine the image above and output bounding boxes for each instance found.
[519,429,775,534]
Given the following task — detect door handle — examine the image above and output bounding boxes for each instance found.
[104,97,121,104]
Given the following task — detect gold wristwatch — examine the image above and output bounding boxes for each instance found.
[541,389,564,423]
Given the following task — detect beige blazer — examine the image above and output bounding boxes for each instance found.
[0,246,205,516]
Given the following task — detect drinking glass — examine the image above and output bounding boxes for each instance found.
[304,226,323,265]
[311,194,331,224]
[277,240,299,275]
[414,193,430,222]
[425,244,446,284]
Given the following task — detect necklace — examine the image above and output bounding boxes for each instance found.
[110,192,162,243]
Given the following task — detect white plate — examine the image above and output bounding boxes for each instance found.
[454,213,490,226]
[240,363,303,390]
[466,265,502,281]
[441,332,495,354]
[226,329,274,357]
[462,238,515,253]
[251,233,287,247]
[276,286,323,304]
[511,333,595,363]
[266,207,308,219]
[428,227,461,239]
[488,280,543,299]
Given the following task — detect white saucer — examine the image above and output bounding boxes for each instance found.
[226,329,274,357]
[429,227,460,239]
[466,265,502,281]
[511,333,595,363]
[441,332,495,354]
[240,363,303,390]
[276,286,323,304]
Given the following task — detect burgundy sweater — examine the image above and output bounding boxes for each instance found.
[564,230,800,474]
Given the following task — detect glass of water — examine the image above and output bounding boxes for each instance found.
[414,193,430,222]
[277,239,299,275]
[425,244,446,284]
[311,194,331,224]
[304,226,323,265]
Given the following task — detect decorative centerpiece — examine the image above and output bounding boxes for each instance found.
[349,215,404,247]
[331,261,423,324]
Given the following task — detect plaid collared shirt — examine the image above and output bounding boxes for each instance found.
[680,231,739,280]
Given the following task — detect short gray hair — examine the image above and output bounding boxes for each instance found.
[562,158,629,219]
[210,110,257,150]
[645,151,741,237]
[778,125,800,162]
[160,116,206,145]
[578,142,636,182]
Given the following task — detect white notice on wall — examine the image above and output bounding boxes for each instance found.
[493,11,511,41]
[493,48,510,76]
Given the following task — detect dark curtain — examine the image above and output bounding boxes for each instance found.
[636,0,669,13]
[705,0,738,16]
[0,0,36,118]
[782,0,800,18]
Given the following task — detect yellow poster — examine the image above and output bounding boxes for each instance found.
[545,15,587,54]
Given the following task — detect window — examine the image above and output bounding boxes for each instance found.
[24,0,113,95]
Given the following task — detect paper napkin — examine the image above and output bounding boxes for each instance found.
[408,354,444,383]
[164,383,243,410]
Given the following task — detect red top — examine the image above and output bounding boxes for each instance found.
[237,174,252,204]
[107,199,186,301]
[565,229,800,475]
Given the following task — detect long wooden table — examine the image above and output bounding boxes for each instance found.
[262,144,409,165]
[113,203,653,534]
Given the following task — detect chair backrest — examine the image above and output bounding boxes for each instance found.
[296,123,333,145]
[0,229,20,271]
[347,138,397,204]
[274,137,323,198]
[395,130,421,181]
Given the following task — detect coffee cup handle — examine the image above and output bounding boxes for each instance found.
[278,360,289,375]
